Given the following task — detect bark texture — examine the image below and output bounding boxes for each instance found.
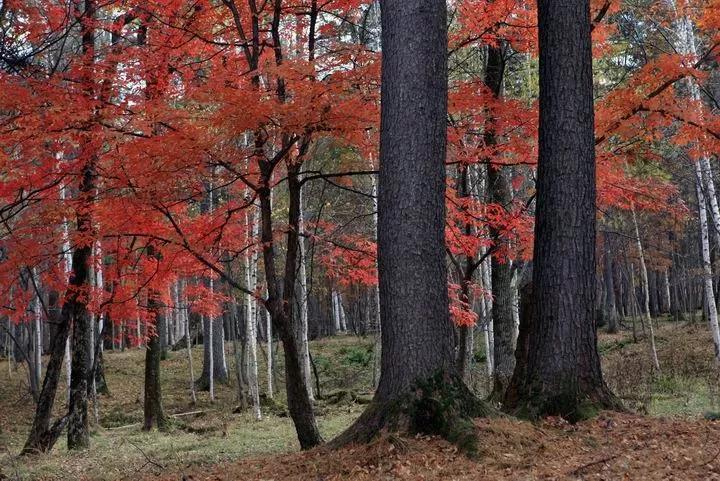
[332,0,491,452]
[504,0,619,420]
[483,44,516,402]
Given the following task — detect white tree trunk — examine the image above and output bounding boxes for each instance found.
[32,268,42,396]
[92,244,104,424]
[331,290,342,332]
[60,183,73,400]
[632,207,661,371]
[662,270,672,313]
[206,314,215,402]
[181,280,197,404]
[338,293,347,332]
[694,167,720,362]
[296,189,314,400]
[668,0,720,363]
[370,169,381,387]
[478,253,493,376]
[245,209,262,419]
[266,296,273,399]
[482,254,494,374]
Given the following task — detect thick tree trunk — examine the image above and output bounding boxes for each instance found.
[66,0,97,452]
[333,0,490,452]
[504,0,619,420]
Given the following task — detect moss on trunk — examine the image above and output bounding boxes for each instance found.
[331,371,495,457]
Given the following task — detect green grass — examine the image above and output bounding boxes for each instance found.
[1,320,719,480]
[0,335,371,481]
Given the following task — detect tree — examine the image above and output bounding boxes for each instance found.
[333,0,490,450]
[504,0,620,420]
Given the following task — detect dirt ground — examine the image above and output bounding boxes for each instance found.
[155,412,720,481]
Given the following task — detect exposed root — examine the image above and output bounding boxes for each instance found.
[330,371,496,457]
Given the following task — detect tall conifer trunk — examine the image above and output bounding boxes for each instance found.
[333,0,490,450]
[504,0,619,419]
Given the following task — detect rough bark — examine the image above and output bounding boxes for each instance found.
[332,0,491,453]
[504,0,620,420]
[483,44,516,402]
[143,281,168,431]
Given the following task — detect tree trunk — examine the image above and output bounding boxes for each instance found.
[604,236,619,333]
[198,314,228,389]
[632,207,661,372]
[181,281,197,404]
[143,283,167,431]
[333,0,490,452]
[694,165,720,362]
[296,188,314,401]
[258,158,322,449]
[481,44,516,401]
[504,0,619,420]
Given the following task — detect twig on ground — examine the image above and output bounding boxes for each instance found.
[570,454,619,476]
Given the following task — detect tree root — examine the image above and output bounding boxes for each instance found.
[330,371,496,457]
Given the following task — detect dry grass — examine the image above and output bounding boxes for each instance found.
[1,321,719,480]
[152,413,720,481]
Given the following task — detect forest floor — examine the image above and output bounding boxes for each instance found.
[1,319,719,480]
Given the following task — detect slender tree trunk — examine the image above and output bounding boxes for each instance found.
[296,188,314,401]
[182,281,197,404]
[504,0,619,419]
[370,171,382,388]
[265,299,273,399]
[32,269,43,400]
[244,211,262,419]
[632,207,661,372]
[694,166,720,362]
[604,236,619,333]
[258,160,321,449]
[668,0,720,362]
[481,44,516,401]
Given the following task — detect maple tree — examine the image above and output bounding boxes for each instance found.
[0,0,719,463]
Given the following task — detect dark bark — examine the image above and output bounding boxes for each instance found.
[604,236,619,333]
[332,0,491,452]
[143,284,167,431]
[258,157,322,449]
[21,303,72,454]
[483,44,516,402]
[66,0,97,451]
[503,283,533,408]
[454,165,475,379]
[504,0,620,420]
[649,270,660,318]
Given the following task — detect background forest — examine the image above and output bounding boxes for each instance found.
[2,0,720,479]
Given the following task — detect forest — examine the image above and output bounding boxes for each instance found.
[1,0,720,479]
